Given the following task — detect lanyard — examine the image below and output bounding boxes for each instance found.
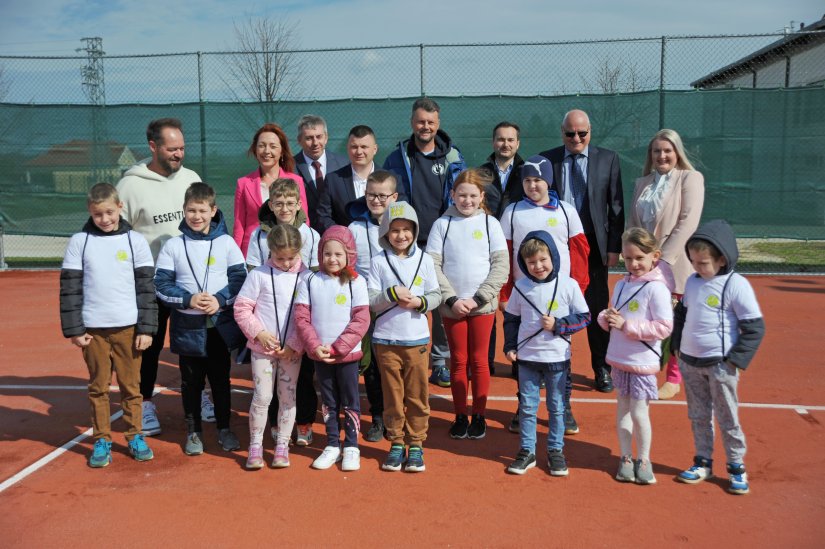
[269,267,299,350]
[513,278,563,350]
[182,237,214,293]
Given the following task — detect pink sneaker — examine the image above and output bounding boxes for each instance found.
[245,444,264,470]
[272,443,290,468]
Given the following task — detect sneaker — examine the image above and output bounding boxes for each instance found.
[635,458,657,485]
[296,424,313,447]
[88,438,112,468]
[727,463,750,495]
[449,414,469,439]
[616,455,635,482]
[141,400,162,436]
[184,432,204,456]
[312,445,342,470]
[218,428,241,451]
[246,444,264,470]
[201,391,216,423]
[363,417,385,443]
[405,446,425,472]
[507,448,537,475]
[508,412,520,434]
[272,443,290,468]
[547,449,569,476]
[677,456,713,484]
[658,381,681,400]
[467,414,487,439]
[342,447,361,471]
[382,444,406,471]
[563,408,579,435]
[127,434,154,462]
[429,365,451,388]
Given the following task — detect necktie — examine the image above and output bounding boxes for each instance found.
[570,154,586,212]
[311,160,323,189]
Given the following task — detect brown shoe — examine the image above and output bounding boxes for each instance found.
[658,381,681,400]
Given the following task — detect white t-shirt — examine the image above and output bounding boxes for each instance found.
[426,212,507,298]
[681,272,762,358]
[246,224,320,270]
[62,230,154,328]
[236,265,309,345]
[295,272,369,350]
[348,218,382,279]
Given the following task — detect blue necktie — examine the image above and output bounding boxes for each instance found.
[570,154,586,212]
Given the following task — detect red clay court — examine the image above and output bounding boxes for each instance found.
[1,271,823,547]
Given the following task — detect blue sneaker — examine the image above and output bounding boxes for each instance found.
[405,446,425,472]
[727,463,750,495]
[128,434,154,462]
[429,365,451,388]
[677,456,713,484]
[382,444,406,471]
[89,438,112,468]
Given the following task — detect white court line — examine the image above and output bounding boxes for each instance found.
[0,386,166,495]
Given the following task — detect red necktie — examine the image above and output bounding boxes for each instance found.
[312,160,323,189]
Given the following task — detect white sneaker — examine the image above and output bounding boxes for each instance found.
[201,391,216,423]
[141,400,162,436]
[312,445,341,470]
[341,447,361,471]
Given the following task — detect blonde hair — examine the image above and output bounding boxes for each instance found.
[87,182,119,206]
[622,227,660,254]
[643,129,695,175]
[266,224,302,255]
[269,178,301,201]
[452,168,491,214]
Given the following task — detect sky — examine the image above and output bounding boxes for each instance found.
[0,0,823,56]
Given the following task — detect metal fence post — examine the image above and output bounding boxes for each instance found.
[197,52,207,180]
[419,44,425,96]
[0,221,7,270]
[659,36,666,130]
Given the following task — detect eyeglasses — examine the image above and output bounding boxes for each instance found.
[564,131,589,139]
[365,192,395,202]
[272,201,298,209]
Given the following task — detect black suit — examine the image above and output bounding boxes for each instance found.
[325,164,359,227]
[479,153,524,220]
[293,150,348,233]
[539,145,625,376]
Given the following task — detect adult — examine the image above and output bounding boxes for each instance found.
[292,115,348,233]
[117,118,202,435]
[383,97,467,387]
[629,128,704,400]
[480,121,524,219]
[233,123,306,258]
[539,109,625,393]
[325,125,379,227]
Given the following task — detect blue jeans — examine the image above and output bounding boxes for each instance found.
[518,359,568,454]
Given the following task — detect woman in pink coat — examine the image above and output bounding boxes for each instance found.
[628,129,704,400]
[234,123,308,257]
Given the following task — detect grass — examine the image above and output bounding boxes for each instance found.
[749,241,825,266]
[3,257,63,269]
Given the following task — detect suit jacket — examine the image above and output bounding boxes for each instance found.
[325,164,359,227]
[628,169,705,294]
[539,145,625,266]
[293,150,348,233]
[233,168,306,258]
[479,153,524,219]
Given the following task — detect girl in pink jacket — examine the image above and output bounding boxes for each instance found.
[598,227,674,485]
[234,224,308,470]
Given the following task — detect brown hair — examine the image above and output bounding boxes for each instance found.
[622,227,660,254]
[687,238,723,259]
[248,123,296,173]
[87,182,119,206]
[266,224,303,255]
[268,178,301,201]
[184,182,216,207]
[519,238,550,260]
[366,170,398,193]
[452,168,491,214]
[146,118,182,143]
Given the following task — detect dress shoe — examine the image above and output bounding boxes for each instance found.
[595,371,614,393]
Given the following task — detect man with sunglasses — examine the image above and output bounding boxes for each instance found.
[539,109,625,394]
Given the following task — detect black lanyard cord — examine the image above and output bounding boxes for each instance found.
[270,267,299,350]
[182,237,214,294]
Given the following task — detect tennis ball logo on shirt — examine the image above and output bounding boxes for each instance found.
[116,250,129,262]
[546,299,559,311]
[546,218,558,228]
[206,255,216,266]
[335,293,348,305]
[628,300,640,312]
[414,275,423,287]
[706,295,721,308]
[472,230,483,240]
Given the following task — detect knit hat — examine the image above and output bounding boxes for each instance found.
[318,225,358,277]
[378,200,420,252]
[521,154,554,185]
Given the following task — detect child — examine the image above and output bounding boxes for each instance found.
[348,170,399,442]
[293,226,370,471]
[672,220,765,495]
[598,228,674,485]
[245,178,320,447]
[426,168,509,439]
[499,155,590,435]
[235,224,309,469]
[368,201,441,472]
[60,183,157,467]
[154,182,247,455]
[503,231,590,476]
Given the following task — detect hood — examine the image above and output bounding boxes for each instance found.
[346,196,380,225]
[624,258,676,293]
[81,216,134,237]
[378,200,419,252]
[122,159,187,183]
[406,129,453,159]
[177,208,229,241]
[685,219,738,274]
[516,230,561,283]
[256,200,307,233]
[318,225,358,275]
[443,204,484,218]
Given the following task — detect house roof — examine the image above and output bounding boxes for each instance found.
[691,15,825,88]
[27,139,136,168]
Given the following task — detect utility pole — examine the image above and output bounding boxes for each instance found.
[77,37,107,185]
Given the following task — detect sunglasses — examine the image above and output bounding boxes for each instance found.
[564,131,589,139]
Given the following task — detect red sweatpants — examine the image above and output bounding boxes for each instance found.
[443,313,495,416]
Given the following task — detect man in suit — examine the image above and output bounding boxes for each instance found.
[325,125,379,227]
[539,109,625,393]
[480,121,525,219]
[293,114,348,233]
